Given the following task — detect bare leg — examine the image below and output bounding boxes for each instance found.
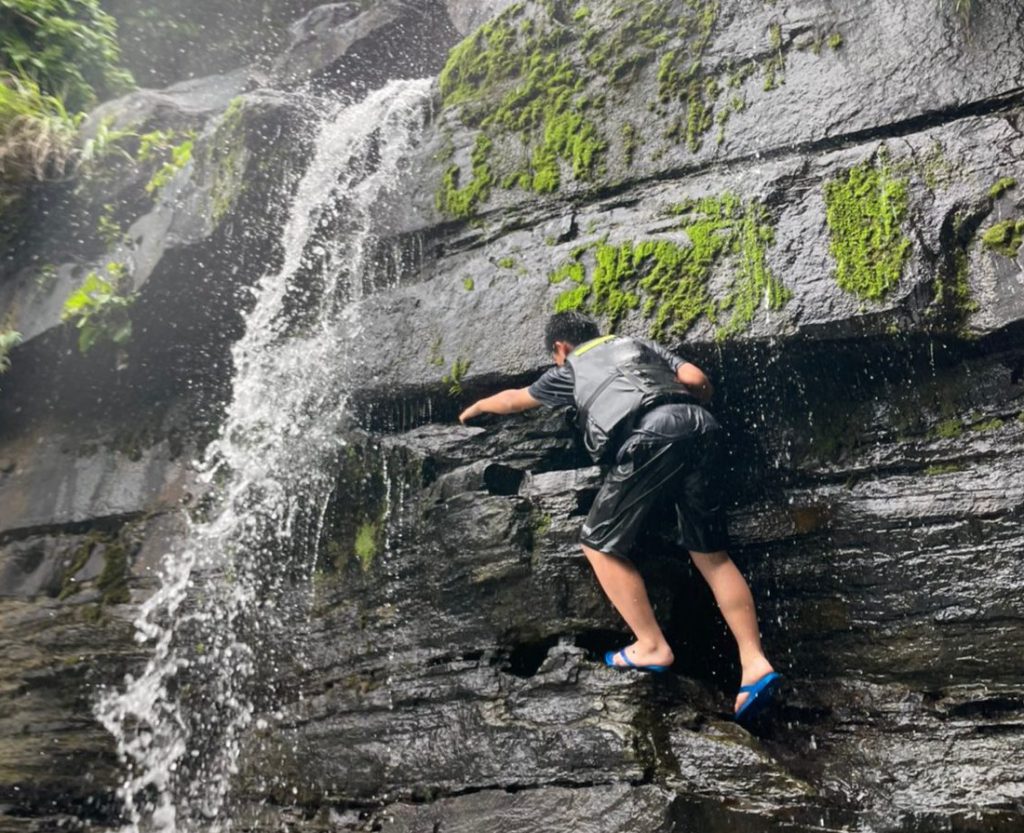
[581,544,674,667]
[689,549,774,712]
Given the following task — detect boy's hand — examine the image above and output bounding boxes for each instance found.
[459,402,482,425]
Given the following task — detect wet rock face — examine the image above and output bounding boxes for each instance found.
[271,1,460,93]
[3,1,1024,832]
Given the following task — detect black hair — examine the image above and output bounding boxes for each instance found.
[544,311,601,352]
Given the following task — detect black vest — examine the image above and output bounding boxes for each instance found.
[566,335,697,463]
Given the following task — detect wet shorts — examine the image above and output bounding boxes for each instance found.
[579,421,730,559]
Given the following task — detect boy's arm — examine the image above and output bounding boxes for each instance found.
[459,388,541,425]
[677,362,714,403]
[640,338,714,403]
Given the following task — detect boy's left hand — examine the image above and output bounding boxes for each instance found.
[458,402,481,425]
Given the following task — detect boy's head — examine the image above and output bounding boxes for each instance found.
[544,311,600,366]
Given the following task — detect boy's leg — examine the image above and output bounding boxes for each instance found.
[581,544,674,667]
[688,549,775,711]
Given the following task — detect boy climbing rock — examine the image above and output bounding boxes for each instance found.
[458,311,780,723]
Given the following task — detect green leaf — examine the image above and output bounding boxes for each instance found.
[111,320,132,344]
[78,326,98,354]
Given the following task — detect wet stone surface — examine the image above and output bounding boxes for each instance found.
[2,1,1024,831]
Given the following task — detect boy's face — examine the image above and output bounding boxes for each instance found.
[551,340,574,366]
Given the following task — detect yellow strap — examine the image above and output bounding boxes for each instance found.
[570,334,616,358]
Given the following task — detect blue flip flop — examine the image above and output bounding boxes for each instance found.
[734,671,782,724]
[603,648,669,673]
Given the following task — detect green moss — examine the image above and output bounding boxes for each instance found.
[206,97,248,224]
[554,283,591,312]
[354,522,378,571]
[96,204,125,248]
[428,335,445,367]
[436,1,732,211]
[436,0,839,211]
[532,512,553,542]
[436,7,607,211]
[824,155,912,301]
[933,418,963,439]
[917,143,957,191]
[827,32,843,50]
[548,258,586,284]
[551,193,787,339]
[58,539,96,600]
[763,23,785,91]
[655,5,720,152]
[59,533,131,605]
[933,246,978,324]
[442,356,472,395]
[96,541,130,604]
[969,417,1004,433]
[0,327,21,376]
[621,122,639,166]
[463,276,475,290]
[497,256,517,268]
[925,462,965,476]
[988,177,1017,200]
[436,134,493,218]
[981,219,1024,259]
[144,132,195,195]
[439,18,522,109]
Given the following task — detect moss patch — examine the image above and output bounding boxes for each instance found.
[438,7,604,204]
[551,193,788,339]
[824,154,912,301]
[436,1,838,217]
[925,462,965,476]
[58,532,131,606]
[442,356,472,395]
[987,177,1016,200]
[205,96,248,225]
[933,418,963,439]
[354,521,378,571]
[981,219,1024,259]
[436,134,494,219]
[969,417,1004,433]
[96,540,130,604]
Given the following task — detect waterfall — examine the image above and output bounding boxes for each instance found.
[95,77,434,833]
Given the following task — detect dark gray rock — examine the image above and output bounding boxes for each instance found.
[5,1,1024,832]
[444,0,521,35]
[101,0,326,88]
[270,1,460,92]
[0,437,190,536]
[348,110,1024,398]
[405,0,1024,226]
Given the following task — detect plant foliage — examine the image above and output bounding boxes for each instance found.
[60,262,134,353]
[0,71,78,180]
[1,0,133,112]
[0,328,22,373]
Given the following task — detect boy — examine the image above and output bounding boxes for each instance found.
[458,311,779,722]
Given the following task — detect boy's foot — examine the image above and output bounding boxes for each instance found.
[605,642,674,670]
[734,658,777,713]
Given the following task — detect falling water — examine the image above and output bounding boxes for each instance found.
[96,77,434,832]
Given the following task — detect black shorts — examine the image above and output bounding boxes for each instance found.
[579,426,730,559]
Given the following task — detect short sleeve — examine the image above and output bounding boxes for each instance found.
[527,364,576,408]
[637,338,690,372]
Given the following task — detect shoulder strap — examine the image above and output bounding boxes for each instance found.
[570,334,616,359]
